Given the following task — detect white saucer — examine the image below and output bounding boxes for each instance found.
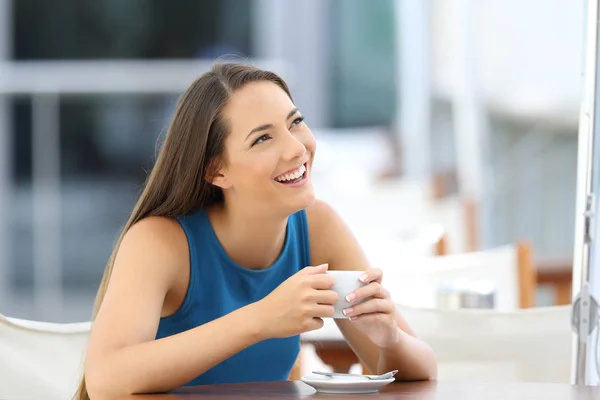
[300,374,395,394]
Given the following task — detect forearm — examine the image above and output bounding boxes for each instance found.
[377,328,437,381]
[86,304,265,398]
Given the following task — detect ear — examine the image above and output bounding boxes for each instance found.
[206,160,232,189]
[209,171,232,190]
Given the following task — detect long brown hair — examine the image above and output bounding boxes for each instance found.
[75,63,292,400]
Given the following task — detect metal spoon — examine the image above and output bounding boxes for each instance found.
[312,370,398,380]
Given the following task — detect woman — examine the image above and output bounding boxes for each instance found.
[79,63,437,399]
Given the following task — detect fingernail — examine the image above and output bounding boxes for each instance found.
[345,293,356,302]
[359,274,368,282]
[343,307,354,316]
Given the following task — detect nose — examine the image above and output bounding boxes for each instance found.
[281,131,307,162]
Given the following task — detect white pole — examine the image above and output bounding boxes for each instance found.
[452,0,486,203]
[450,0,490,252]
[252,0,329,128]
[572,0,600,386]
[394,0,431,178]
[31,94,62,320]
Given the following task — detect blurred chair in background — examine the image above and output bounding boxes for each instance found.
[0,312,308,393]
[303,304,572,382]
[301,241,537,375]
[395,304,573,382]
[386,241,536,310]
[0,314,90,400]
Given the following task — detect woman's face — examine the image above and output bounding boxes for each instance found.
[215,80,316,213]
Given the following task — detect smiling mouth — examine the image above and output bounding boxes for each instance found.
[274,163,308,184]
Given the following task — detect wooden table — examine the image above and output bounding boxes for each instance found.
[123,380,599,399]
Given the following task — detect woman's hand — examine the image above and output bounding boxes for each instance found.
[342,268,400,348]
[254,264,338,339]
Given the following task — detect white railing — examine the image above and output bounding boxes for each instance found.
[0,59,292,95]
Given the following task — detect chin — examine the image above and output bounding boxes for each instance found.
[297,189,317,210]
[283,186,316,215]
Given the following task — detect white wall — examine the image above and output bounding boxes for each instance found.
[431,0,584,117]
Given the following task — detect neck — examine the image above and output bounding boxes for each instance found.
[207,202,289,270]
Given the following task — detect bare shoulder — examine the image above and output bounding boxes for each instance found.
[116,215,188,291]
[125,215,185,243]
[305,198,337,229]
[88,216,189,360]
[305,199,368,271]
[305,198,339,244]
[123,216,187,257]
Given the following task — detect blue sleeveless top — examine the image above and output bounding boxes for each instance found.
[155,208,311,386]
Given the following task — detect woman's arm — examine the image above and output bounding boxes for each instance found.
[85,217,266,398]
[87,305,265,397]
[306,199,437,380]
[376,311,438,380]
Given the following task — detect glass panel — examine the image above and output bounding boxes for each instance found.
[10,97,33,291]
[330,0,396,128]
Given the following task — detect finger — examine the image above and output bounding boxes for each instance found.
[304,317,325,332]
[312,304,336,318]
[342,298,394,317]
[347,313,394,327]
[357,268,383,284]
[307,274,334,290]
[347,282,388,303]
[309,289,339,305]
[298,263,329,276]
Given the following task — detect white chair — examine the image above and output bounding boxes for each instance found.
[399,304,573,382]
[302,304,573,383]
[381,242,536,310]
[0,313,90,400]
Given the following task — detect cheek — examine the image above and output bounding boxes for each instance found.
[231,157,275,183]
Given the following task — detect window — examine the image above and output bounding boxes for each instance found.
[329,0,396,128]
[12,0,252,60]
[8,0,253,289]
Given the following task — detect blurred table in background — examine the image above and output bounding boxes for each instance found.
[536,258,573,305]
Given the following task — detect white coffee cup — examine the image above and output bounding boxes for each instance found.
[327,270,367,319]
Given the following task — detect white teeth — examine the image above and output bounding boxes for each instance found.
[276,164,306,182]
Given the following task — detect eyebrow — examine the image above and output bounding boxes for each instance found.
[245,107,300,140]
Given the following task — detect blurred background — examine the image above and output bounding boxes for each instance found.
[0,0,585,325]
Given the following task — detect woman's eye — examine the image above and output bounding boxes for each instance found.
[291,116,305,128]
[252,134,271,146]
